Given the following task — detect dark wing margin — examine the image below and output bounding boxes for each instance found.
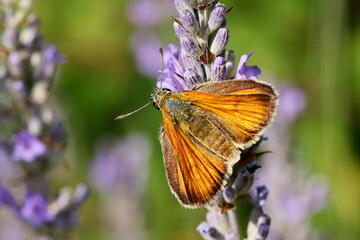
[192,79,277,96]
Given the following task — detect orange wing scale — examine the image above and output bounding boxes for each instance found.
[161,118,230,207]
[179,91,276,148]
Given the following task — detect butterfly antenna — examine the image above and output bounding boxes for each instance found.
[115,101,152,120]
[159,47,164,90]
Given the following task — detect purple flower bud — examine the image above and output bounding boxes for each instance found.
[223,186,236,203]
[184,69,202,86]
[255,185,269,207]
[181,50,205,79]
[232,170,253,195]
[225,50,235,64]
[173,21,187,38]
[3,28,19,50]
[235,52,261,80]
[20,14,40,47]
[73,184,88,205]
[12,130,46,162]
[208,3,226,32]
[197,222,224,240]
[180,9,200,34]
[175,0,193,14]
[40,44,65,81]
[20,192,54,228]
[257,215,271,239]
[211,56,226,81]
[225,50,235,78]
[8,80,26,100]
[180,33,202,59]
[210,28,229,56]
[248,206,270,240]
[8,51,24,78]
[246,162,261,174]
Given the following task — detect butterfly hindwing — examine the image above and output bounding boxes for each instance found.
[161,117,233,208]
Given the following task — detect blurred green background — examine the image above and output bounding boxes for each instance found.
[32,0,359,239]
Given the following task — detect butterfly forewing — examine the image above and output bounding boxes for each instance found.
[181,92,276,149]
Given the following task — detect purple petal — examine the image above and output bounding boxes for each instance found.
[157,69,188,92]
[89,133,151,195]
[20,192,54,228]
[0,187,17,210]
[235,52,261,80]
[12,130,46,162]
[43,44,65,64]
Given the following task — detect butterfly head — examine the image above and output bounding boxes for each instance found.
[151,88,172,110]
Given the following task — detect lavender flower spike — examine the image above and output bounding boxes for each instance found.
[0,1,87,238]
[156,0,264,93]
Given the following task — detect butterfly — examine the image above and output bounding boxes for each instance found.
[151,79,278,208]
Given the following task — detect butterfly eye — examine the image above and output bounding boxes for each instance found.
[153,102,160,110]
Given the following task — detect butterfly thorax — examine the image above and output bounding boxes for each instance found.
[151,88,173,110]
[151,88,196,123]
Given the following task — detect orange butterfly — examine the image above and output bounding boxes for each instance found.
[151,79,278,208]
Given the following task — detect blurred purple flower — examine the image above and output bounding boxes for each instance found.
[131,32,162,78]
[43,44,65,64]
[42,44,65,81]
[1,1,87,238]
[278,87,306,124]
[234,52,261,80]
[127,0,164,27]
[254,85,328,240]
[20,192,54,228]
[0,186,17,209]
[89,133,151,195]
[12,130,46,162]
[8,51,24,78]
